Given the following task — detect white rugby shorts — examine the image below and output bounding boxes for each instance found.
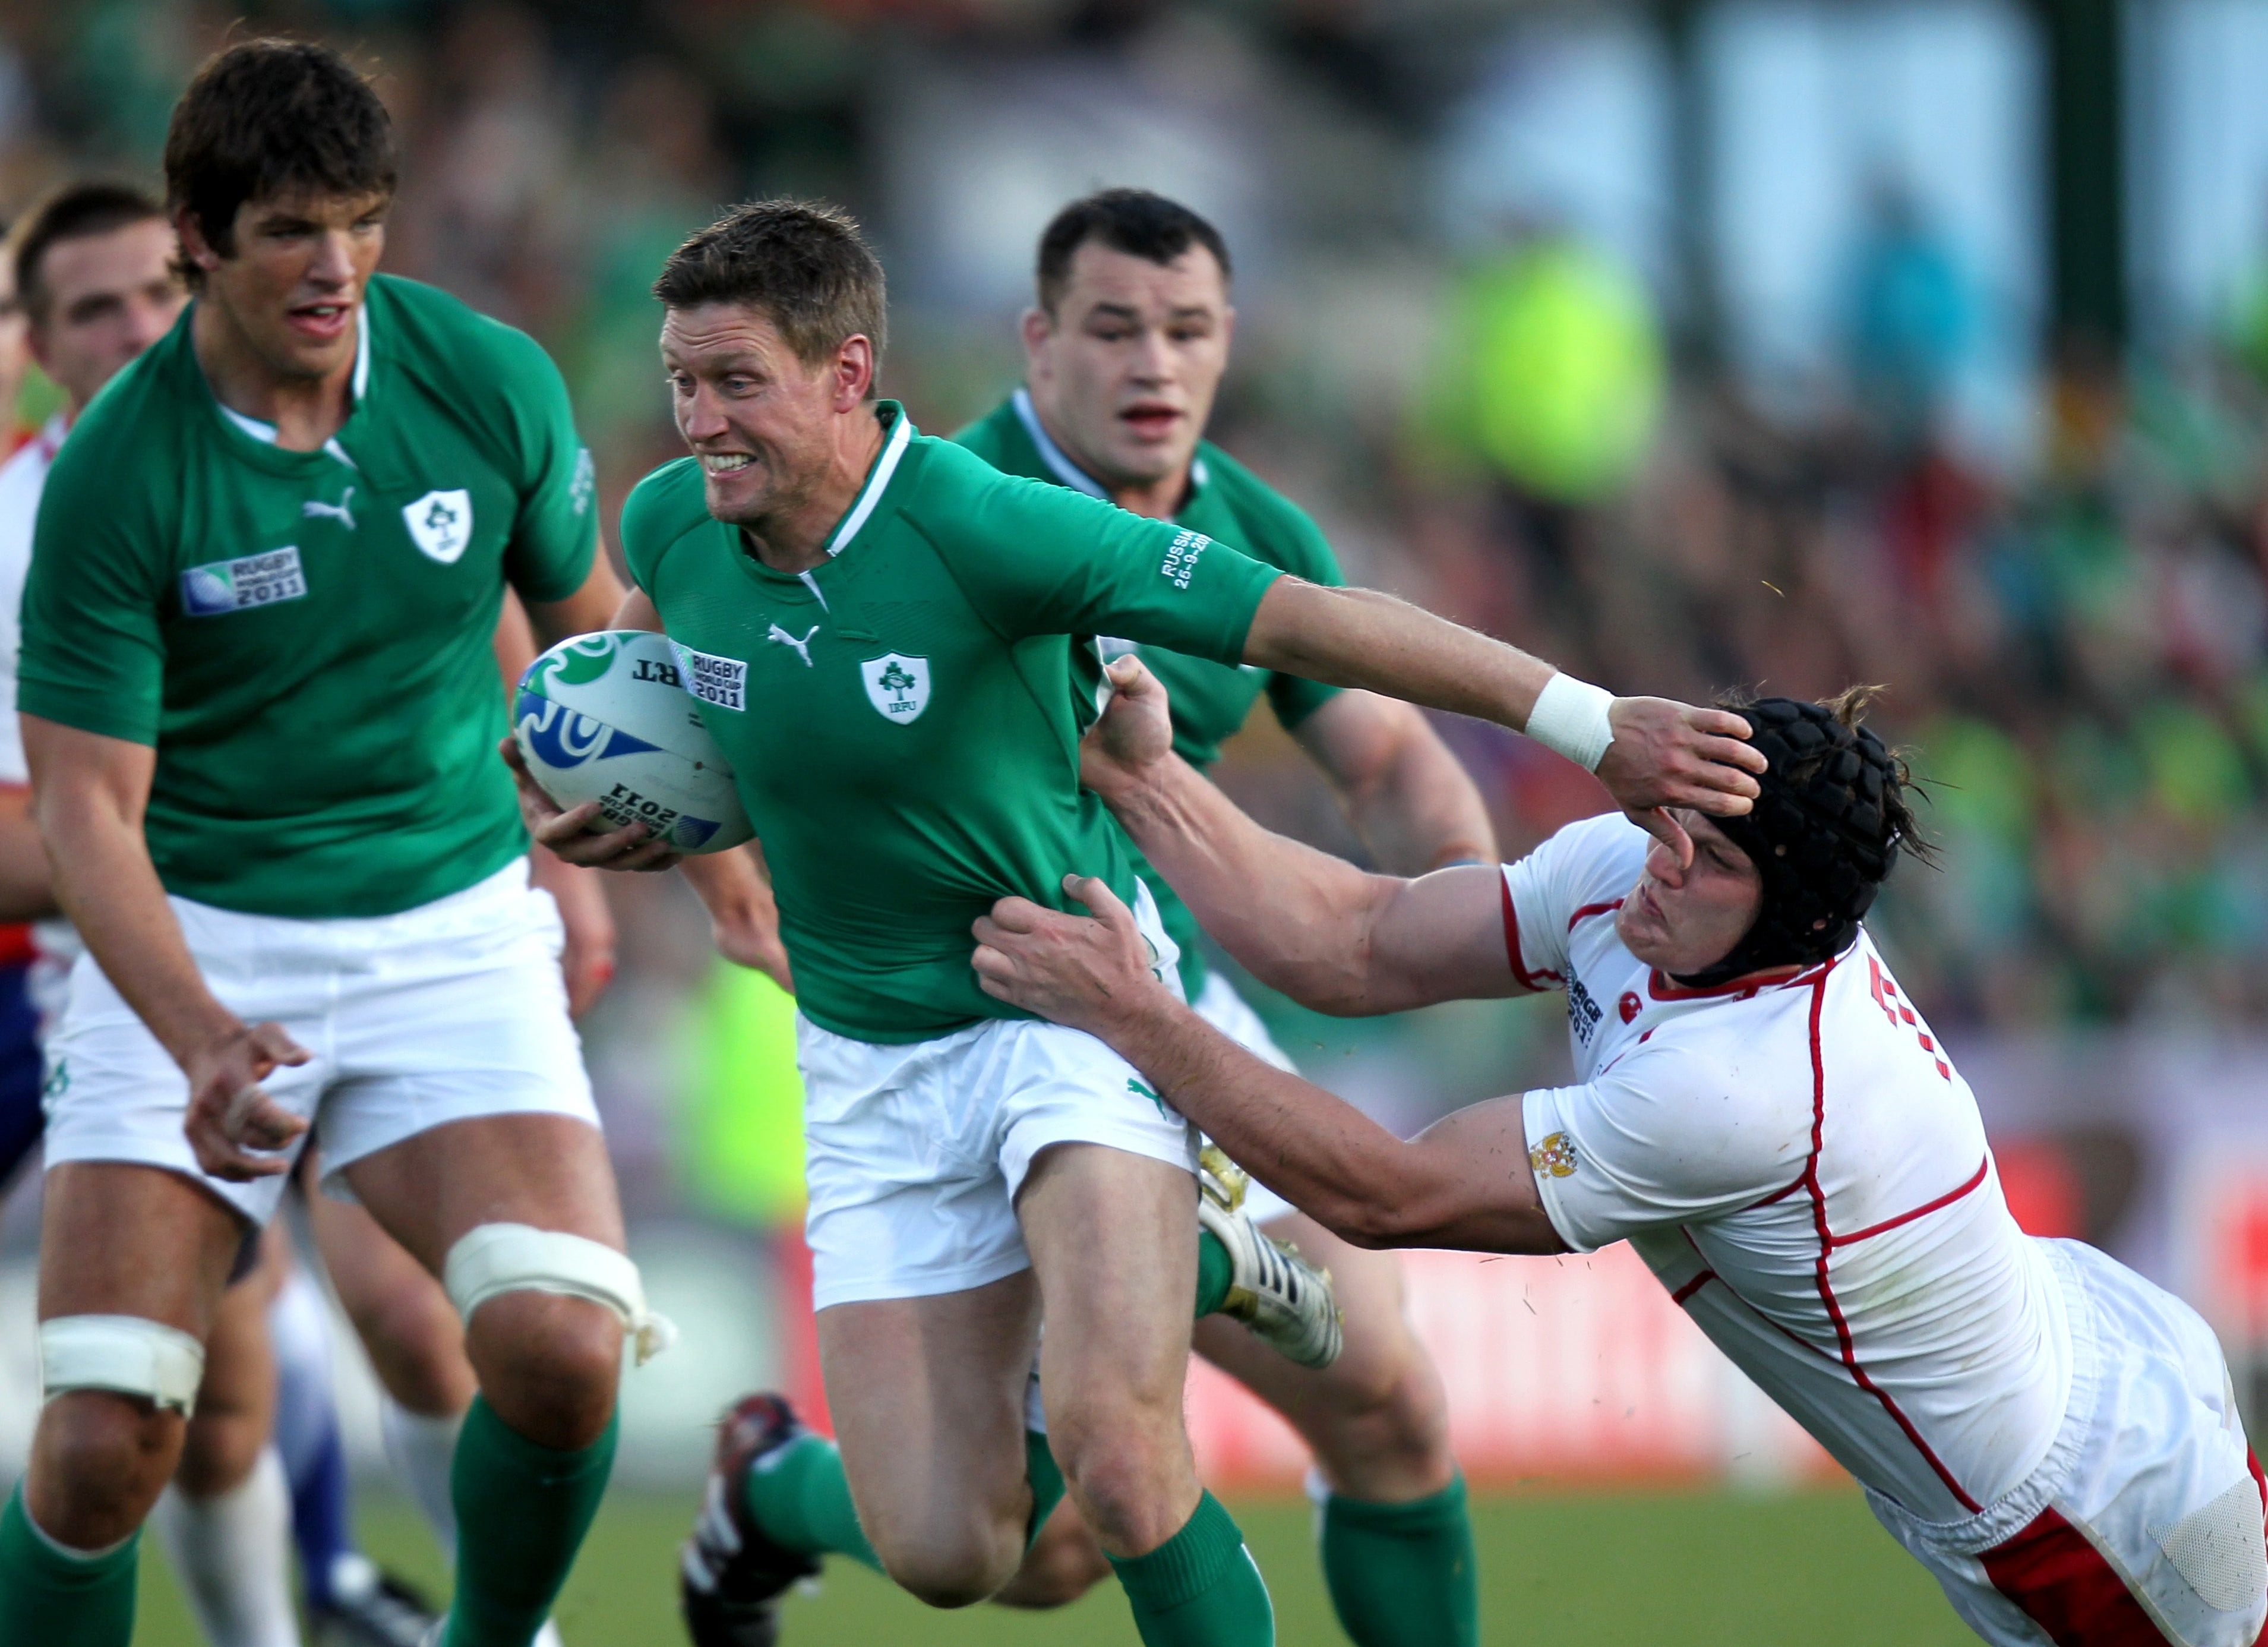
[40,858,596,1226]
[1869,1238,2267,1647]
[799,882,1195,1310]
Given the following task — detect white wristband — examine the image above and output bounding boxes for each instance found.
[1524,674,1616,772]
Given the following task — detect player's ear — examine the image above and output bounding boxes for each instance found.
[1020,305,1053,358]
[173,207,224,274]
[833,333,874,410]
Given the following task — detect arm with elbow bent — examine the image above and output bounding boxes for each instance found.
[498,582,794,991]
[1243,578,1762,859]
[970,878,1563,1255]
[23,716,309,1180]
[0,786,58,922]
[1290,689,1496,875]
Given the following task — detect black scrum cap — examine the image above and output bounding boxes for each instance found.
[1672,695,1916,987]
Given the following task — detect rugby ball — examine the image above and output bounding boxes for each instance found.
[513,630,754,854]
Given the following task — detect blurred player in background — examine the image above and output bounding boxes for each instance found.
[0,42,646,1647]
[0,196,46,1216]
[980,674,2268,1647]
[956,188,1484,1647]
[526,197,1762,1647]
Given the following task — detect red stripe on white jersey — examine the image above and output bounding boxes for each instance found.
[1801,963,1985,1515]
[1499,869,1561,992]
[1979,1504,2178,1645]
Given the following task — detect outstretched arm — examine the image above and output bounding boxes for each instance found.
[1083,657,1520,1014]
[1244,579,1760,860]
[971,877,1563,1254]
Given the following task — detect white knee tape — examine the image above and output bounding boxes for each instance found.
[443,1223,676,1365]
[40,1315,206,1415]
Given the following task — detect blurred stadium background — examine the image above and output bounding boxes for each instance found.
[1,0,2266,1642]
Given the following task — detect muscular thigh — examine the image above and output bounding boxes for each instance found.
[340,1112,624,1273]
[1018,1141,1198,1411]
[38,1161,246,1333]
[816,1273,1041,1561]
[307,1175,473,1415]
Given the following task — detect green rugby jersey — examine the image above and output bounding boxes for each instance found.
[620,402,1282,1043]
[954,389,1347,992]
[20,273,597,917]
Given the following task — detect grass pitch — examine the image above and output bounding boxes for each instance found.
[129,1485,1970,1645]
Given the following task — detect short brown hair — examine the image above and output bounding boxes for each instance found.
[165,39,397,286]
[653,200,887,392]
[9,181,166,325]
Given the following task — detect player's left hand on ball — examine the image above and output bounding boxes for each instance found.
[182,1021,312,1182]
[498,737,680,873]
[972,874,1160,1033]
[1596,698,1764,866]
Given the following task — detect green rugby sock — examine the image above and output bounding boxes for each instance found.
[1024,1430,1064,1550]
[742,1433,880,1572]
[1319,1474,1477,1647]
[744,1429,1060,1577]
[0,1482,139,1647]
[441,1397,616,1647]
[1107,1490,1274,1646]
[1195,1229,1234,1319]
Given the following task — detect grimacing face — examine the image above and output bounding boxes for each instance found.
[1022,239,1232,494]
[181,189,386,384]
[29,217,185,412]
[661,301,871,529]
[1613,811,1766,977]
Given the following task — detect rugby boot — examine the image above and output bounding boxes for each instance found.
[1198,1144,1344,1370]
[309,1565,440,1647]
[680,1393,823,1647]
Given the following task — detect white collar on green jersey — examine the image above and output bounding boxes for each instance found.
[211,301,371,468]
[825,402,913,557]
[1010,386,1208,504]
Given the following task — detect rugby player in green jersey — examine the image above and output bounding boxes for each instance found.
[0,43,654,1647]
[526,200,1761,1647]
[955,188,1488,1647]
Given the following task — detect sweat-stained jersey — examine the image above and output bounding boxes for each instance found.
[620,402,1283,1044]
[18,274,598,919]
[953,388,1345,992]
[1506,813,2068,1522]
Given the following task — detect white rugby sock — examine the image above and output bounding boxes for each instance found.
[149,1445,301,1647]
[380,1400,462,1554]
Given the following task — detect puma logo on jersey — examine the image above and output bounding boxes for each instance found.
[301,486,355,529]
[767,624,819,667]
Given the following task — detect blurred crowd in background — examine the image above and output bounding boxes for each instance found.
[2,0,2268,1184]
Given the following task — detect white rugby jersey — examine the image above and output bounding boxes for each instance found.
[0,415,65,787]
[1507,813,2069,1521]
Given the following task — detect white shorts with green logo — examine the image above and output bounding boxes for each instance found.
[40,857,596,1226]
[799,883,1193,1310]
